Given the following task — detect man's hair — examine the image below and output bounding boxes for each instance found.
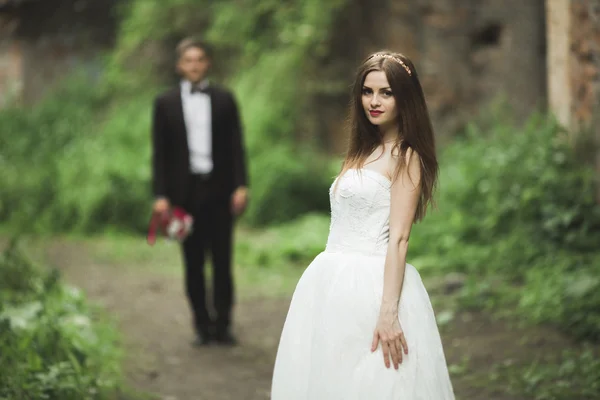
[176,37,213,59]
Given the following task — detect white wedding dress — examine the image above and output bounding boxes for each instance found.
[270,168,455,399]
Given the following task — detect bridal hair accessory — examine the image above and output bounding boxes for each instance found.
[147,207,194,245]
[369,53,412,76]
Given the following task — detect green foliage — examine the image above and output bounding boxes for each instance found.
[0,76,155,233]
[236,212,330,268]
[245,147,338,225]
[0,240,122,399]
[409,109,600,341]
[0,76,109,232]
[112,0,351,226]
[491,346,600,400]
[0,0,351,232]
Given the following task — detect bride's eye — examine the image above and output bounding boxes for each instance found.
[362,88,372,95]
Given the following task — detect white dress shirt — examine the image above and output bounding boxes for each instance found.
[180,79,213,174]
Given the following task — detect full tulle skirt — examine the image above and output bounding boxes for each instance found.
[270,250,455,400]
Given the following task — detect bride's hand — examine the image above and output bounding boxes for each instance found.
[371,311,408,370]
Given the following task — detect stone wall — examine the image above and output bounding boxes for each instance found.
[0,11,22,107]
[5,1,597,161]
[570,0,600,199]
[547,0,600,200]
[569,0,600,129]
[0,0,117,107]
[320,0,547,153]
[547,0,572,129]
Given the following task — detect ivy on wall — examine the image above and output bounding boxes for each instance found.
[110,0,350,148]
[0,0,354,231]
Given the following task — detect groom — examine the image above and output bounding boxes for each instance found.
[151,37,249,346]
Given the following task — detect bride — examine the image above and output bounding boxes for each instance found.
[270,51,456,399]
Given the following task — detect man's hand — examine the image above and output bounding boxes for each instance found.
[153,197,171,214]
[231,186,249,216]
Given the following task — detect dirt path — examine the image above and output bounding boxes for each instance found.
[38,239,570,400]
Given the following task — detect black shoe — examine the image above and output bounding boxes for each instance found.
[214,329,237,346]
[191,334,211,347]
[191,328,213,347]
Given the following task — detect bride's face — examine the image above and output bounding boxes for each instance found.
[361,71,398,130]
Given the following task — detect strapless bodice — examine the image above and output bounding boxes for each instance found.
[325,169,391,256]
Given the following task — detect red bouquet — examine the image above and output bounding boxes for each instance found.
[147,207,194,245]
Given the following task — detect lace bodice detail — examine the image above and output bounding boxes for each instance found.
[325,168,391,256]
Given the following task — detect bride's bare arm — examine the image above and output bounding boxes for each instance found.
[372,148,422,369]
[382,148,421,317]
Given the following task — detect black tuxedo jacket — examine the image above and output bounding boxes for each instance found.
[151,84,248,207]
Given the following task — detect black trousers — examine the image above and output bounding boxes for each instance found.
[181,174,234,335]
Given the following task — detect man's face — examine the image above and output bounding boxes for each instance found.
[177,46,210,83]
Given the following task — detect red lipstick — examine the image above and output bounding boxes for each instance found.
[369,110,383,117]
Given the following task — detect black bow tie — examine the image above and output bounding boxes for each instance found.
[190,85,209,94]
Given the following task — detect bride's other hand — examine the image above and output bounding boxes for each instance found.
[371,311,408,370]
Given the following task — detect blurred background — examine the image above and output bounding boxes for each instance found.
[0,0,599,399]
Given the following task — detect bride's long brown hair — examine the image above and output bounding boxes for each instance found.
[338,51,438,222]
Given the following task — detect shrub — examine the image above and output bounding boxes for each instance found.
[244,146,338,226]
[0,240,122,399]
[0,0,351,233]
[0,82,336,232]
[236,212,331,268]
[409,109,600,340]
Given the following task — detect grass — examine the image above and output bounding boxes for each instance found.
[3,230,600,400]
[2,199,600,400]
[0,240,124,399]
[6,224,313,301]
[492,347,600,399]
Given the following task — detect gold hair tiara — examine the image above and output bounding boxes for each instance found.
[369,54,412,76]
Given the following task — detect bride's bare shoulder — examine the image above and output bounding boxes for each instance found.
[387,145,421,182]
